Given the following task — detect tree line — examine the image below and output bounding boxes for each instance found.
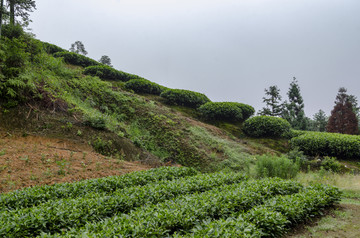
[259,78,359,135]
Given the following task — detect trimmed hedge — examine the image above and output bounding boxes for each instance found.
[198,102,254,122]
[53,51,100,68]
[84,65,142,82]
[125,78,165,95]
[290,131,360,159]
[41,42,67,55]
[243,116,291,138]
[160,89,211,108]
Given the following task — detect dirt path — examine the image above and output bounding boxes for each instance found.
[0,132,153,193]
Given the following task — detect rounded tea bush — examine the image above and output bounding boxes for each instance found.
[54,52,100,68]
[160,89,210,108]
[125,78,165,95]
[243,116,291,138]
[198,102,254,122]
[84,65,141,82]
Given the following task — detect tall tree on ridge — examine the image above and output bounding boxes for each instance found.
[327,87,358,135]
[282,77,307,130]
[70,41,88,55]
[258,85,284,116]
[8,0,36,26]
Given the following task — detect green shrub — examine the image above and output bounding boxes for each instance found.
[84,65,142,82]
[125,78,165,95]
[254,154,300,179]
[290,131,360,159]
[198,102,255,122]
[41,41,67,55]
[160,89,210,108]
[53,51,100,68]
[243,116,291,138]
[84,115,106,130]
[282,129,306,139]
[321,157,343,173]
[1,24,24,39]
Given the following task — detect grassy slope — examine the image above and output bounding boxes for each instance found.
[0,39,279,178]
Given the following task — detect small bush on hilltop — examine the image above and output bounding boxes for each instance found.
[243,116,291,138]
[198,102,254,122]
[53,51,100,68]
[41,41,67,55]
[160,89,210,108]
[84,65,142,82]
[125,78,166,95]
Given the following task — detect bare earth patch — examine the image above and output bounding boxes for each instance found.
[0,132,152,193]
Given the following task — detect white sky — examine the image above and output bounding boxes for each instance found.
[29,0,360,117]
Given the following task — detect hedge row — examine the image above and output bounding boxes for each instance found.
[0,167,198,211]
[57,178,302,237]
[160,89,211,108]
[290,131,360,159]
[53,52,100,68]
[0,172,247,237]
[180,184,341,237]
[198,102,255,122]
[84,65,142,82]
[125,78,166,95]
[41,42,67,55]
[243,116,291,138]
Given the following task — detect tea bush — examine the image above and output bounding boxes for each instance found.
[243,116,291,138]
[160,89,211,108]
[0,167,198,211]
[125,78,165,95]
[53,51,100,68]
[41,41,67,55]
[198,102,255,122]
[290,131,360,159]
[84,65,142,82]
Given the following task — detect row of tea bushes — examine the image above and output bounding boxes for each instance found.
[290,131,360,159]
[53,178,302,237]
[0,167,198,211]
[0,172,246,237]
[178,184,341,237]
[84,65,142,82]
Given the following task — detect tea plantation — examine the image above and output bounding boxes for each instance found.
[0,167,341,237]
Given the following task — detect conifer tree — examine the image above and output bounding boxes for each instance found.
[282,77,307,130]
[8,0,36,26]
[258,85,284,116]
[327,87,358,135]
[312,109,327,132]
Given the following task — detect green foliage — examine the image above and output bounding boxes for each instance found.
[125,78,165,95]
[254,154,300,179]
[91,137,113,156]
[84,65,142,82]
[60,178,302,237]
[83,114,106,130]
[1,24,25,39]
[41,41,67,55]
[282,129,306,139]
[243,116,291,138]
[0,37,29,77]
[258,85,284,117]
[160,88,211,108]
[0,167,198,211]
[198,102,255,122]
[0,171,246,236]
[290,131,360,159]
[321,156,342,173]
[53,51,100,68]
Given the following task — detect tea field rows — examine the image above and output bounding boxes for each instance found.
[0,167,341,237]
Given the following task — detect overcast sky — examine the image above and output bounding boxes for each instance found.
[29,0,360,117]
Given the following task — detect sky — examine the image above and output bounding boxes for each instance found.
[29,0,360,117]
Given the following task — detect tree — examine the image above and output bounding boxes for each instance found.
[0,0,4,38]
[282,77,307,130]
[258,85,284,116]
[99,55,112,67]
[312,109,327,132]
[7,0,36,26]
[69,41,88,55]
[327,87,358,135]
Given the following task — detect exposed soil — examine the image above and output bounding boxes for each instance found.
[0,131,153,193]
